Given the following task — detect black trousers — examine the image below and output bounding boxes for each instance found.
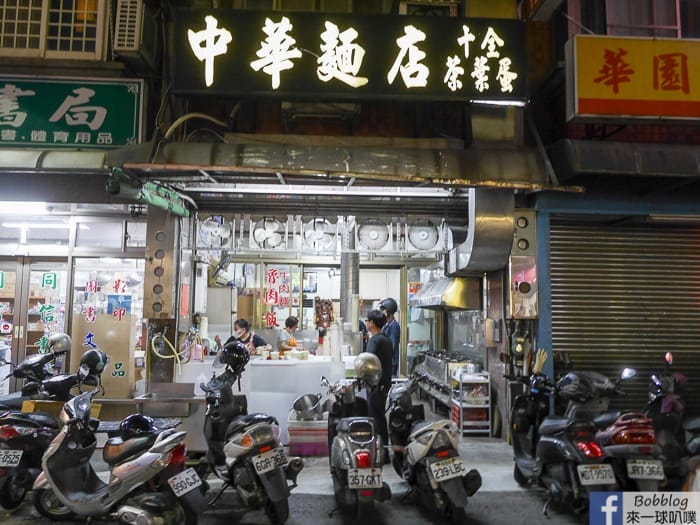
[367,388,389,453]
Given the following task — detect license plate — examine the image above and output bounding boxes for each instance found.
[348,468,382,489]
[252,447,287,475]
[577,464,615,485]
[627,459,665,480]
[429,457,467,482]
[168,467,202,498]
[0,449,22,468]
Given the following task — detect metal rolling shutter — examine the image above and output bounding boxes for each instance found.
[550,221,700,415]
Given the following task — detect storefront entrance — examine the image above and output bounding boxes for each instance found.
[0,258,68,394]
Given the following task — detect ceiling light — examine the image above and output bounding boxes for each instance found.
[0,201,48,215]
[2,222,71,229]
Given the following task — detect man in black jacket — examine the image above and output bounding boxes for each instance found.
[365,308,393,463]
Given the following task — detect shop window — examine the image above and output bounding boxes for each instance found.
[75,221,123,249]
[605,0,680,37]
[125,221,146,248]
[0,0,106,59]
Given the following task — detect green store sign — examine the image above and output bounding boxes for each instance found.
[0,76,143,149]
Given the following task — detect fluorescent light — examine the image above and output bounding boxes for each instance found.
[470,99,528,107]
[2,223,71,229]
[0,201,48,215]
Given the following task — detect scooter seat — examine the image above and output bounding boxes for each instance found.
[1,411,58,429]
[102,434,157,465]
[335,416,374,434]
[593,411,622,429]
[226,413,278,440]
[538,416,570,436]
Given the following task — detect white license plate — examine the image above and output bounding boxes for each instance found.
[168,467,202,498]
[0,449,22,468]
[627,459,665,480]
[252,447,287,475]
[348,468,382,489]
[429,457,467,482]
[577,464,615,486]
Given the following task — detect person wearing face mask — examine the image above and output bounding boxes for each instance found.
[216,318,269,355]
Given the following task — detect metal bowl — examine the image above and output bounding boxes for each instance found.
[293,393,323,420]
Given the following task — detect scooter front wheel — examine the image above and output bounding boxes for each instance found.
[0,472,27,509]
[33,488,75,521]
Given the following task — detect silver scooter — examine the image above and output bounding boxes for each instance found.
[32,362,203,524]
[325,353,392,519]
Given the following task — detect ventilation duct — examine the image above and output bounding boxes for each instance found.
[446,188,515,275]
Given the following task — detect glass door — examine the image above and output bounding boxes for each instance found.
[0,258,68,395]
[0,261,18,395]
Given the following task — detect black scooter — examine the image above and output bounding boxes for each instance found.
[508,370,617,517]
[200,358,304,524]
[0,347,68,409]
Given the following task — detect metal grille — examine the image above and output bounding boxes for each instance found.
[46,0,99,54]
[550,221,700,416]
[0,0,43,53]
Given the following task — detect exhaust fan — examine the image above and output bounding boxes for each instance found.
[303,218,337,252]
[358,219,391,251]
[252,217,286,249]
[407,219,440,251]
[199,215,233,249]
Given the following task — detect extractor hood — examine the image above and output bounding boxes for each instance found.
[409,277,481,311]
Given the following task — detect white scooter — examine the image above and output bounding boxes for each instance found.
[32,360,204,524]
[388,378,481,524]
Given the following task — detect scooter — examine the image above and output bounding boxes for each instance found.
[644,352,700,489]
[0,339,105,509]
[201,341,303,525]
[0,409,57,509]
[32,363,203,524]
[555,367,664,491]
[324,352,392,520]
[387,377,481,524]
[508,362,617,517]
[0,338,70,409]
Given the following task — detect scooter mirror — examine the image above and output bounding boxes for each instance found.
[665,352,673,365]
[620,367,636,381]
[78,363,90,381]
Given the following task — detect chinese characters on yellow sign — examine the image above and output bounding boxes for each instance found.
[567,35,700,120]
[175,10,526,102]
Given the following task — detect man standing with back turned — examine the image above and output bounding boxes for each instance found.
[365,308,393,464]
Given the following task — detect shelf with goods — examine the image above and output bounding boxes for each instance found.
[450,370,491,436]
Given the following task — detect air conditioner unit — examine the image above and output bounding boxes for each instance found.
[114,0,161,74]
